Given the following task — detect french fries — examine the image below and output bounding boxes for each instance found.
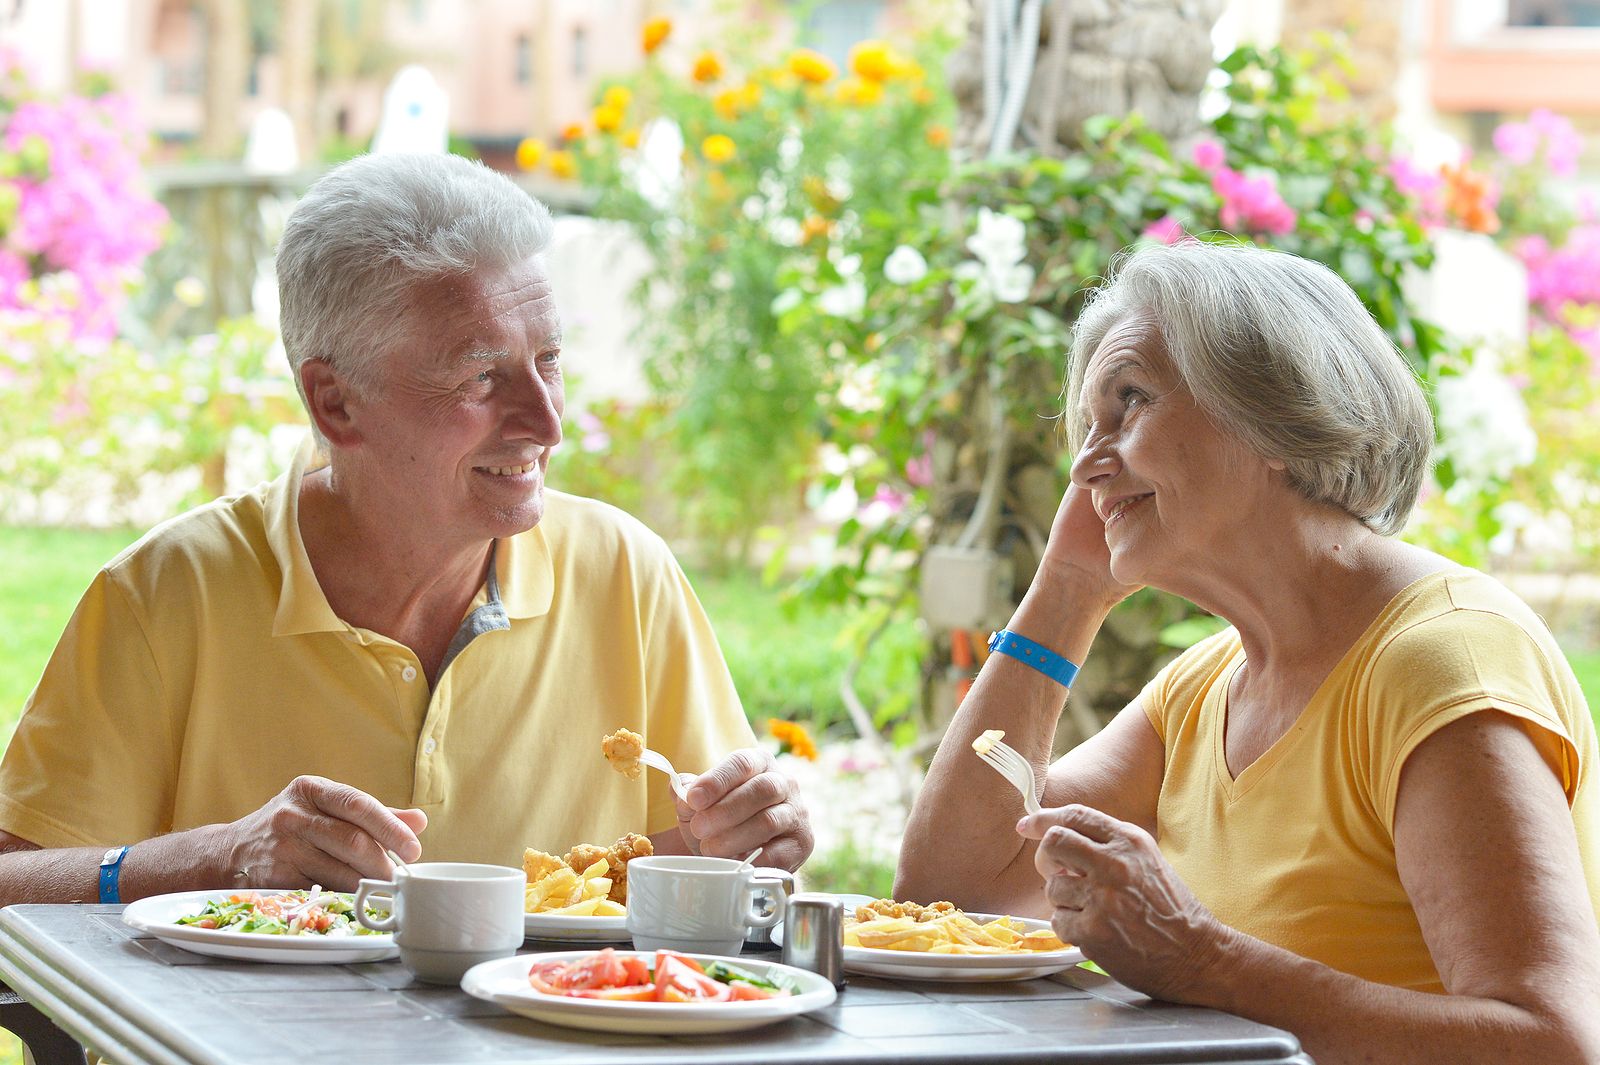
[524,856,627,916]
[844,903,1070,954]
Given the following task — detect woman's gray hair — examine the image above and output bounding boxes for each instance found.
[1065,241,1433,536]
[277,152,554,415]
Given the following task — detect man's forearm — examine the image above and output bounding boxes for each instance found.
[0,825,233,907]
[1191,926,1600,1065]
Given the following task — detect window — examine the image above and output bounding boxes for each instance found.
[572,26,587,79]
[515,33,532,85]
[1506,0,1600,25]
[803,0,886,68]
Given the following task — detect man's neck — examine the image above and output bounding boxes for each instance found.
[296,469,490,684]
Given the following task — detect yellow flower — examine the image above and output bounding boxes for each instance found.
[692,50,724,84]
[849,40,896,83]
[705,171,731,201]
[787,48,836,84]
[547,150,577,179]
[912,85,935,105]
[800,214,832,244]
[836,77,883,106]
[925,124,950,148]
[621,127,641,149]
[740,82,763,109]
[515,137,547,170]
[701,133,737,163]
[561,122,584,143]
[602,85,632,111]
[642,17,671,55]
[766,719,819,761]
[713,88,743,120]
[592,103,624,133]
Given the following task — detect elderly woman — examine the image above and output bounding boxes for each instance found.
[899,241,1600,1064]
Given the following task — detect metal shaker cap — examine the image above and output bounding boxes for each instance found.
[782,892,845,989]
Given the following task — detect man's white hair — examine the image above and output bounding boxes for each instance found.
[1065,240,1434,536]
[276,153,554,433]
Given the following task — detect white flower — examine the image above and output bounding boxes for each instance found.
[770,288,804,315]
[832,252,862,278]
[883,245,928,285]
[741,196,765,221]
[986,261,1035,303]
[1434,364,1537,486]
[966,207,1027,270]
[817,277,866,318]
[768,216,803,247]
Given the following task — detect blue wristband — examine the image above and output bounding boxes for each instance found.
[99,845,130,904]
[987,629,1080,688]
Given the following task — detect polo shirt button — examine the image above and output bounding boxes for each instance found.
[401,665,417,683]
[423,738,437,755]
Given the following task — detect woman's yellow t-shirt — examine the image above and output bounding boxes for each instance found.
[1142,568,1599,993]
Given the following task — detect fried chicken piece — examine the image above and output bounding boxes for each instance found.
[854,898,962,923]
[563,843,610,876]
[602,728,645,780]
[603,832,653,904]
[523,848,564,885]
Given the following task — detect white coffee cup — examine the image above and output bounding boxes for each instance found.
[355,862,526,984]
[626,855,788,956]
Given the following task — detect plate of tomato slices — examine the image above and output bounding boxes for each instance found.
[460,948,837,1034]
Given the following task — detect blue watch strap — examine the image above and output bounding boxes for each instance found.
[987,629,1080,688]
[99,845,130,904]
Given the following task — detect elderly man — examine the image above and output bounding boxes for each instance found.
[0,153,812,905]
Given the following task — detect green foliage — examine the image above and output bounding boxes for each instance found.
[0,314,303,517]
[797,835,897,898]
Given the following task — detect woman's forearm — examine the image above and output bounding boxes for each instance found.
[896,578,1111,912]
[1192,925,1600,1065]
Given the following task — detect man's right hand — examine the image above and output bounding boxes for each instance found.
[216,776,425,890]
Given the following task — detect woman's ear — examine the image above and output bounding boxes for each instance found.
[298,359,361,448]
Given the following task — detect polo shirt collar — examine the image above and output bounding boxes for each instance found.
[266,434,555,635]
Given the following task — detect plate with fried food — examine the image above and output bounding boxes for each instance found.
[522,833,653,943]
[779,894,1084,981]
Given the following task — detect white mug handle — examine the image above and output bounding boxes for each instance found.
[354,877,399,933]
[744,873,788,930]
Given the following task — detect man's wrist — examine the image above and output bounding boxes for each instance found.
[98,845,130,903]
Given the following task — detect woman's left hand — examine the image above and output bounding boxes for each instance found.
[1019,804,1231,1001]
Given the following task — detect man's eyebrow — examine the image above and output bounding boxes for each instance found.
[461,347,511,362]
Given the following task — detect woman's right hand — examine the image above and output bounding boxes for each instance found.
[1034,483,1142,610]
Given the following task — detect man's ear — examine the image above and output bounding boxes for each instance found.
[299,358,361,448]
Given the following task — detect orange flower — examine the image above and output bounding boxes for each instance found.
[561,122,584,143]
[642,17,671,55]
[849,40,896,83]
[621,128,641,149]
[925,124,950,148]
[602,85,632,111]
[1441,162,1501,234]
[800,215,832,244]
[548,150,577,179]
[912,85,935,105]
[592,104,624,133]
[835,77,883,106]
[701,133,737,163]
[692,50,724,84]
[766,719,819,761]
[514,137,546,171]
[787,48,836,84]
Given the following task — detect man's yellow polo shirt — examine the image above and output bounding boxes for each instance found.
[0,448,756,867]
[1142,568,1598,992]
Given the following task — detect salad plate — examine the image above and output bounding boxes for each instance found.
[462,950,836,1034]
[523,911,632,944]
[774,892,1085,982]
[123,889,399,964]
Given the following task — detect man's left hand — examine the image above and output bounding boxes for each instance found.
[675,748,812,872]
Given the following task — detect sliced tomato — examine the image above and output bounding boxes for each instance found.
[654,955,732,1002]
[570,984,657,1001]
[728,982,782,1001]
[653,949,706,974]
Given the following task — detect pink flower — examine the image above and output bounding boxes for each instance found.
[1141,215,1187,244]
[904,431,935,487]
[1213,167,1296,236]
[1493,109,1584,178]
[1192,138,1225,172]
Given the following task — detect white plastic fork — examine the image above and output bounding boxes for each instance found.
[975,736,1042,816]
[640,747,691,803]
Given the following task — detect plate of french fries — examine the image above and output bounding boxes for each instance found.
[522,835,652,944]
[785,894,1085,981]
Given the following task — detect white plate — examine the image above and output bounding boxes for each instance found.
[523,911,632,944]
[776,892,1085,982]
[123,889,399,964]
[462,950,837,1034]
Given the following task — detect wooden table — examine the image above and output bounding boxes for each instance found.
[0,904,1307,1065]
